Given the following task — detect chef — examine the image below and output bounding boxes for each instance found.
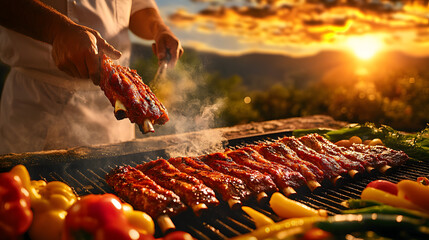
[0,0,183,154]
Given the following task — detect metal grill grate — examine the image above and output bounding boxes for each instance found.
[4,131,429,239]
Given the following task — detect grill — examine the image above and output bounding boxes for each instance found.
[1,130,428,239]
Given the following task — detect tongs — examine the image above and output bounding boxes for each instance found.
[137,52,170,134]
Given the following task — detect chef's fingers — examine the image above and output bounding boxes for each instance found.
[85,42,101,85]
[91,30,122,60]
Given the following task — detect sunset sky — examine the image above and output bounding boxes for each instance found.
[132,0,429,58]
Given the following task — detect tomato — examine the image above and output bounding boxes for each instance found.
[366,180,398,195]
[301,228,333,240]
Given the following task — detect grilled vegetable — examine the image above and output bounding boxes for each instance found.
[122,203,155,236]
[361,187,424,212]
[0,171,33,239]
[242,206,275,228]
[316,214,429,237]
[29,180,77,240]
[341,199,383,209]
[366,180,398,195]
[63,194,154,240]
[163,231,193,240]
[269,192,326,219]
[342,205,429,219]
[230,216,324,240]
[397,179,429,212]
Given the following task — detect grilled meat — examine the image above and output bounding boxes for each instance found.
[198,152,278,196]
[136,159,220,212]
[226,147,306,194]
[105,166,186,218]
[100,54,169,132]
[350,144,409,167]
[299,134,365,173]
[279,136,347,179]
[303,134,378,171]
[168,157,252,205]
[250,141,325,183]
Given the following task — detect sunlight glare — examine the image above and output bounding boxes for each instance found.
[346,35,383,60]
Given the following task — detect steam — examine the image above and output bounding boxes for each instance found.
[150,58,228,158]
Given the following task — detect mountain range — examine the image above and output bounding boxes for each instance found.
[133,43,429,90]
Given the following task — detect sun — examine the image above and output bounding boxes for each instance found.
[346,35,383,60]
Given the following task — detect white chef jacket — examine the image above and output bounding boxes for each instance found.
[0,0,157,154]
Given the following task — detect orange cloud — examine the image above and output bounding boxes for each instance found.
[168,1,429,55]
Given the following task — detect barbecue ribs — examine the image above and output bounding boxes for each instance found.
[105,166,186,218]
[168,156,252,207]
[100,54,169,133]
[198,152,278,197]
[136,159,219,214]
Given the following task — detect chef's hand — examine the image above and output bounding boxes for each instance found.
[152,29,184,68]
[51,23,122,85]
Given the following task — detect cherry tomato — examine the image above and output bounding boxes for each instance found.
[301,228,333,240]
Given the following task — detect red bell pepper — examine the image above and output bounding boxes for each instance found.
[0,172,33,239]
[63,193,154,240]
[366,180,398,195]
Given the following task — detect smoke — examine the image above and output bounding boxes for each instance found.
[149,57,228,157]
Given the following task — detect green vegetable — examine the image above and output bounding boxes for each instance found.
[316,214,429,237]
[342,205,429,219]
[342,199,383,209]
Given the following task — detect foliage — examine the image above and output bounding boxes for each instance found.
[130,48,429,134]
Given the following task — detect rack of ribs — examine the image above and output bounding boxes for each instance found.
[250,142,324,191]
[350,143,409,173]
[136,159,219,216]
[105,166,186,232]
[100,54,169,133]
[226,147,306,196]
[279,136,347,184]
[198,152,278,203]
[301,134,379,173]
[298,134,365,178]
[168,157,251,209]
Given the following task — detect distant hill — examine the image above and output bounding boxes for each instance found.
[131,43,429,91]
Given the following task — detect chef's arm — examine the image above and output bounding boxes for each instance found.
[129,8,183,68]
[0,0,120,82]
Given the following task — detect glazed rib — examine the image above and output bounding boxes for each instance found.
[299,134,365,174]
[226,147,306,195]
[250,141,325,184]
[350,144,409,167]
[105,166,186,218]
[136,159,220,212]
[168,157,251,206]
[198,152,278,196]
[100,54,169,131]
[279,136,347,179]
[304,134,378,171]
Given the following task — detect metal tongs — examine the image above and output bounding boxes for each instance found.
[137,52,171,134]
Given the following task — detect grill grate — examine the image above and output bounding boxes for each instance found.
[3,131,429,239]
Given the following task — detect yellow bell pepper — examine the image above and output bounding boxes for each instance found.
[269,192,327,219]
[9,164,77,240]
[241,206,275,228]
[230,216,324,240]
[397,179,429,212]
[122,202,155,236]
[361,187,425,213]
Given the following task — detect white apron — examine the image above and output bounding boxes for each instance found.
[0,0,157,154]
